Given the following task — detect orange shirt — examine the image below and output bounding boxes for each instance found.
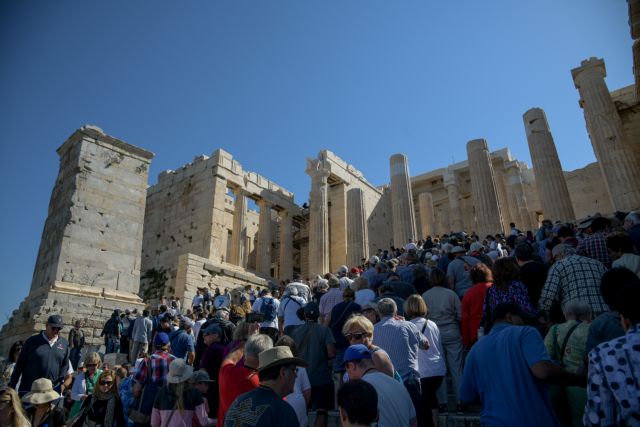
[217,358,260,424]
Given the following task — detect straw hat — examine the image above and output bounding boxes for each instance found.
[21,378,60,405]
[166,358,193,384]
[257,346,308,373]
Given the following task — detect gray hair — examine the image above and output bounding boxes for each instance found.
[377,298,397,317]
[552,243,576,259]
[625,211,640,226]
[563,300,592,321]
[244,334,273,358]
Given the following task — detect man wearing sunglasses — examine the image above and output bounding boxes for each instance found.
[9,315,72,397]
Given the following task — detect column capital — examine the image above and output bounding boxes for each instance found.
[306,158,331,180]
[571,57,606,87]
[442,168,458,188]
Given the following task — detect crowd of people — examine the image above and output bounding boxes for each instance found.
[0,211,639,427]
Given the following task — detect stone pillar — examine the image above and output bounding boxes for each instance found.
[329,182,347,272]
[494,166,514,234]
[256,199,273,276]
[389,154,418,247]
[278,210,293,281]
[443,168,463,232]
[229,188,248,268]
[505,161,534,232]
[467,139,504,237]
[630,0,640,98]
[523,108,577,221]
[306,159,330,277]
[347,188,368,267]
[571,58,640,212]
[0,126,152,354]
[418,192,435,238]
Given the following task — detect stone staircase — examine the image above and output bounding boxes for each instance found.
[308,410,481,427]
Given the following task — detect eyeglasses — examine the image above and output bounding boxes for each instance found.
[86,364,97,367]
[50,326,63,331]
[345,332,367,341]
[100,381,113,386]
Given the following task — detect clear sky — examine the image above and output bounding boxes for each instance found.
[0,1,632,325]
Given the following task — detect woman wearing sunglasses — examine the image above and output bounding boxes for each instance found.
[68,352,102,420]
[341,314,395,378]
[73,370,126,427]
[0,386,30,427]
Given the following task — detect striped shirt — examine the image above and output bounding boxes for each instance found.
[373,316,427,381]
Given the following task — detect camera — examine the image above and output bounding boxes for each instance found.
[245,312,264,323]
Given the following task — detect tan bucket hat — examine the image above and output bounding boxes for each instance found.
[21,378,60,405]
[166,358,193,384]
[257,346,308,373]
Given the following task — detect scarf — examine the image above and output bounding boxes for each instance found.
[89,394,117,427]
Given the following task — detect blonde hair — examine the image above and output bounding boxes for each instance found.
[84,351,102,367]
[342,314,374,336]
[403,295,427,319]
[0,387,30,427]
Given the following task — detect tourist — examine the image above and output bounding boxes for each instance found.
[151,359,214,426]
[481,257,538,332]
[0,386,30,427]
[421,268,463,412]
[217,333,272,424]
[319,276,343,325]
[383,271,417,300]
[168,317,195,365]
[343,344,417,427]
[583,273,640,426]
[22,378,66,427]
[544,301,592,427]
[116,366,135,427]
[192,289,204,312]
[131,332,176,426]
[275,335,312,427]
[514,242,548,308]
[10,314,72,397]
[193,307,235,367]
[189,369,215,419]
[73,370,126,427]
[0,340,22,387]
[224,346,306,427]
[68,320,85,370]
[460,302,585,426]
[446,246,481,298]
[606,232,640,277]
[373,282,405,316]
[404,295,446,427]
[290,302,336,427]
[353,276,375,306]
[368,259,390,291]
[361,256,379,284]
[101,310,122,354]
[312,278,329,305]
[538,244,609,318]
[372,298,428,419]
[342,314,395,378]
[130,309,154,363]
[461,263,492,348]
[359,302,380,325]
[252,288,281,343]
[336,379,378,427]
[337,265,354,290]
[622,211,640,253]
[198,323,224,417]
[69,351,103,420]
[278,286,306,336]
[326,287,361,379]
[224,320,259,358]
[577,216,612,268]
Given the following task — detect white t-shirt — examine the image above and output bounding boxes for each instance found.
[192,294,204,307]
[193,318,207,338]
[409,318,446,378]
[285,367,311,427]
[277,296,305,329]
[252,297,280,329]
[363,371,415,427]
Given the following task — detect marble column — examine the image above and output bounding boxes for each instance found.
[443,168,464,232]
[494,166,514,233]
[389,154,418,247]
[572,58,640,212]
[256,199,273,276]
[505,160,534,232]
[418,192,435,238]
[229,187,248,268]
[467,139,504,237]
[278,210,293,281]
[523,108,576,221]
[329,183,347,272]
[347,188,368,268]
[306,159,330,277]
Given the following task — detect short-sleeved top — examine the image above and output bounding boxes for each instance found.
[277,296,305,329]
[422,286,461,330]
[447,256,480,297]
[252,297,280,329]
[329,301,361,350]
[543,320,590,372]
[225,386,298,427]
[459,323,560,427]
[363,372,416,427]
[168,329,195,360]
[290,322,335,386]
[285,367,312,427]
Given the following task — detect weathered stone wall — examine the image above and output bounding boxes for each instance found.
[612,85,640,181]
[565,163,615,218]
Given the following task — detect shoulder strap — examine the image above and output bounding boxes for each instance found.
[421,321,428,334]
[330,302,353,328]
[559,321,581,367]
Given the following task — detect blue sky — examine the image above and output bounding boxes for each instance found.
[0,1,632,324]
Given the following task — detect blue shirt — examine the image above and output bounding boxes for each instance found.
[169,329,195,360]
[459,322,560,427]
[373,316,426,381]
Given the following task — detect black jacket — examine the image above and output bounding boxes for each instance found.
[9,332,69,394]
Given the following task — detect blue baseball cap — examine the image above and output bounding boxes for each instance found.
[343,344,372,363]
[154,332,170,347]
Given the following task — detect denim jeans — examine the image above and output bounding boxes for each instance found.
[105,335,120,354]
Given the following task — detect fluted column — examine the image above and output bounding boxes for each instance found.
[389,154,418,247]
[494,166,514,234]
[630,1,640,98]
[443,168,463,232]
[278,210,293,281]
[306,159,330,277]
[467,139,504,237]
[523,108,576,221]
[505,160,534,232]
[329,183,347,272]
[347,188,368,268]
[256,199,273,276]
[229,187,248,268]
[572,58,640,211]
[418,192,435,238]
